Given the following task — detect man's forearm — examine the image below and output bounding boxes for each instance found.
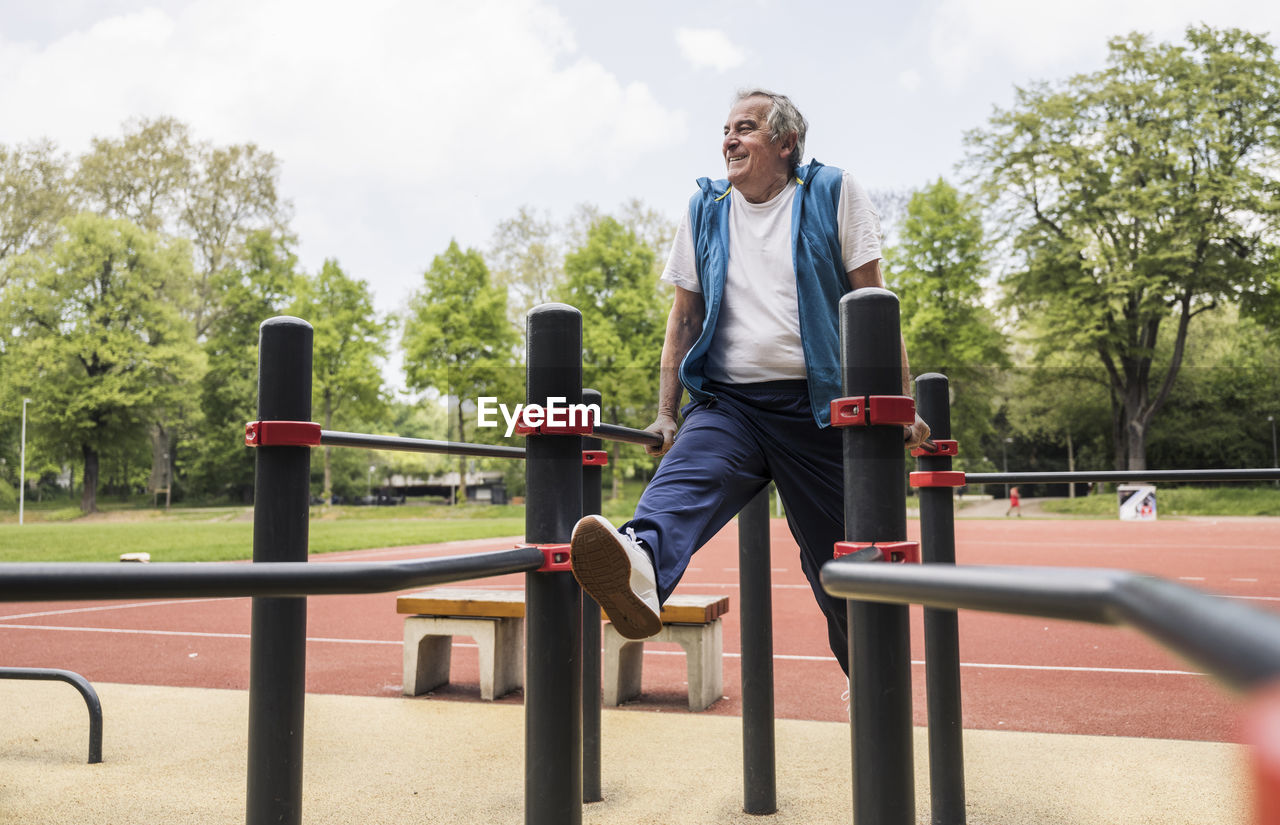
[657,364,685,420]
[656,292,703,419]
[657,326,698,418]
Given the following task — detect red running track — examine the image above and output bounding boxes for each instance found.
[1,517,1276,742]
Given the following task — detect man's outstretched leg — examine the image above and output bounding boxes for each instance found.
[570,514,661,640]
[571,393,768,641]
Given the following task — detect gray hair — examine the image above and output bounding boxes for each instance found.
[735,88,807,171]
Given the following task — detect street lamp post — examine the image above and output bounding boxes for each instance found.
[368,464,375,500]
[1269,416,1277,488]
[19,398,29,526]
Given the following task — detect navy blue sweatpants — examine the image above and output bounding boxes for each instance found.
[622,380,850,675]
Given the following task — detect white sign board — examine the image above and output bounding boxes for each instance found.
[1117,484,1157,521]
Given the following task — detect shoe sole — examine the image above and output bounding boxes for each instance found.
[571,518,661,640]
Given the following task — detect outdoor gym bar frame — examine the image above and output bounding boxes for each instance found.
[824,289,1280,825]
[0,667,102,764]
[0,304,786,824]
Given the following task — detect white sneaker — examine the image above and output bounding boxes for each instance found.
[571,514,662,640]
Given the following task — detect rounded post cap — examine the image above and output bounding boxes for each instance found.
[527,302,582,321]
[259,315,313,333]
[840,287,898,308]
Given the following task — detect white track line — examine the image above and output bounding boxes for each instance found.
[641,648,1204,675]
[0,598,232,621]
[0,623,399,645]
[0,623,1208,676]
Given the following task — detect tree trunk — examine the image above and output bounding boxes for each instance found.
[148,422,167,495]
[1121,374,1152,472]
[1126,417,1148,472]
[610,442,621,501]
[609,405,621,501]
[149,422,175,506]
[456,404,468,505]
[1110,390,1127,471]
[81,444,99,514]
[322,391,334,503]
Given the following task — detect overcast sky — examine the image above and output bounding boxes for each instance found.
[3,0,1278,320]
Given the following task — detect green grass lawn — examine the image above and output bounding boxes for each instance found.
[0,479,654,562]
[1041,486,1280,517]
[4,481,1274,563]
[0,514,527,563]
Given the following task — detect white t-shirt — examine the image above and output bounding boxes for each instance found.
[660,169,882,384]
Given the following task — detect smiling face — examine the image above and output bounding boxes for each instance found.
[722,95,795,203]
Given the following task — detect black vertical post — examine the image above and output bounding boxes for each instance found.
[738,486,777,814]
[580,387,603,805]
[247,316,313,825]
[916,373,965,825]
[841,289,915,825]
[524,304,583,825]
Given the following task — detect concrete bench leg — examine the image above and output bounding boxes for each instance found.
[603,629,644,706]
[668,620,723,711]
[403,616,524,700]
[485,617,524,700]
[602,619,723,711]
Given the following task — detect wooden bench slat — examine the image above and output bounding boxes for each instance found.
[397,588,526,618]
[398,588,729,625]
[652,594,730,625]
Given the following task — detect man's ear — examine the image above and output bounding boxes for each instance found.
[778,132,797,161]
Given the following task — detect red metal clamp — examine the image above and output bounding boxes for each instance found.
[582,451,609,466]
[521,543,573,573]
[910,471,967,488]
[829,395,916,428]
[245,421,322,447]
[833,540,920,564]
[912,439,958,458]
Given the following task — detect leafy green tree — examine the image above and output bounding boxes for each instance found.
[290,259,390,502]
[73,116,192,233]
[884,178,1009,463]
[72,117,290,497]
[556,216,668,498]
[1146,306,1280,470]
[0,139,72,266]
[377,398,451,486]
[403,241,517,504]
[72,117,289,337]
[1,213,203,512]
[1001,342,1113,493]
[965,26,1280,470]
[488,206,562,333]
[182,143,288,338]
[188,230,300,500]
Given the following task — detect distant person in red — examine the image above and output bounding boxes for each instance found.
[1005,486,1021,517]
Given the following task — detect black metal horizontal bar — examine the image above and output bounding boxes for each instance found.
[320,430,526,460]
[819,562,1280,692]
[966,468,1280,485]
[0,667,103,763]
[591,422,663,448]
[0,547,545,602]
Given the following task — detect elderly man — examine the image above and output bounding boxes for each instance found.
[571,89,929,675]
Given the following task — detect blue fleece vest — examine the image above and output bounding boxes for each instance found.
[679,160,849,427]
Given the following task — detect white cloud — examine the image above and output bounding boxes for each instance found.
[897,69,922,93]
[0,0,687,309]
[925,0,1280,85]
[674,27,747,72]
